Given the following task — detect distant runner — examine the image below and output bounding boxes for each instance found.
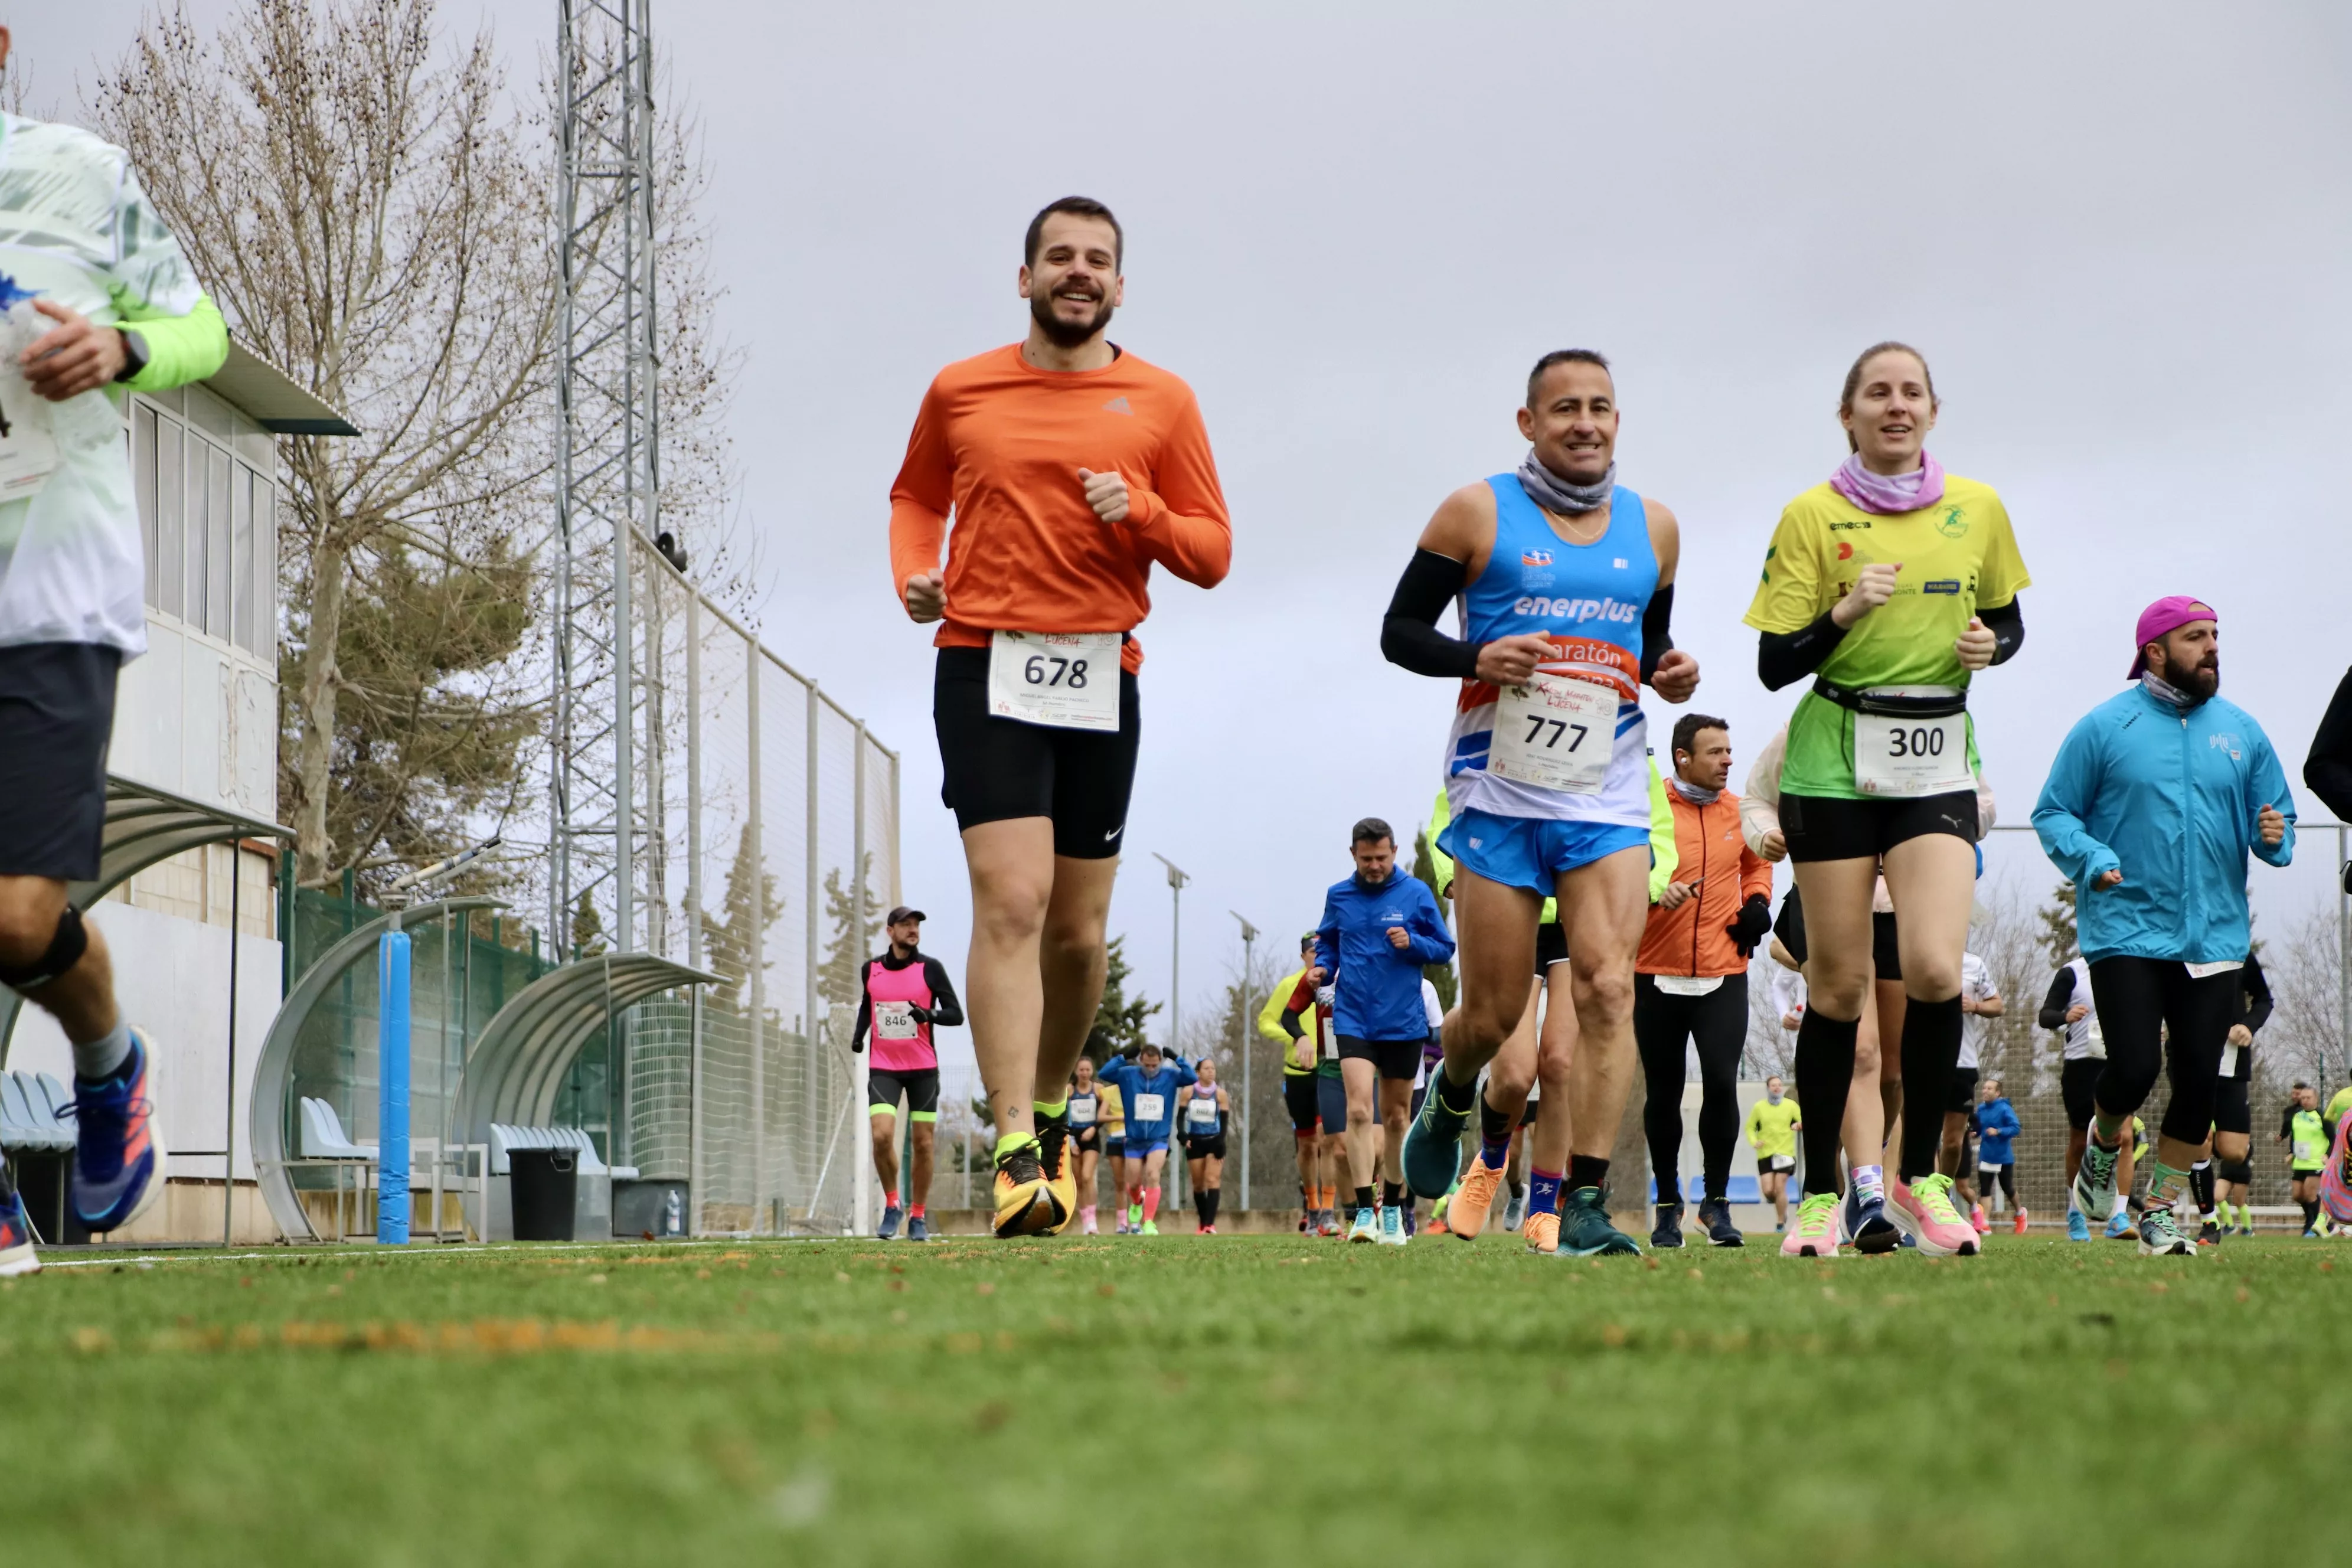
[1175,1059,1231,1234]
[1096,1044,1196,1236]
[851,906,965,1242]
[1973,1076,2023,1235]
[1260,936,1340,1233]
[2035,597,2295,1257]
[890,196,1231,1237]
[2282,1083,2328,1236]
[1744,1077,1801,1232]
[1068,1056,1105,1235]
[2206,953,2271,1243]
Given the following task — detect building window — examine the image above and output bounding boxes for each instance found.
[128,391,277,661]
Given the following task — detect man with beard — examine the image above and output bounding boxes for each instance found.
[2033,598,2296,1257]
[889,197,1232,1238]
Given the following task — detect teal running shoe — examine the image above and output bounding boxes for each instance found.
[1401,1076,1473,1199]
[1555,1187,1641,1257]
[2072,1137,2120,1232]
[2066,1208,2092,1242]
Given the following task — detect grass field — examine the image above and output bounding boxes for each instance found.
[8,1229,2348,1566]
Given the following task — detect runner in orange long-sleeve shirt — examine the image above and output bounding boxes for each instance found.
[888,195,1231,1239]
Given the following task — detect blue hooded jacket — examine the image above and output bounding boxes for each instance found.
[2033,684,2294,965]
[1975,1096,2021,1166]
[1315,868,1456,1041]
[1095,1055,1195,1145]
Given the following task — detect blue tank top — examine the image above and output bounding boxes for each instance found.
[1184,1088,1223,1138]
[1443,476,1658,827]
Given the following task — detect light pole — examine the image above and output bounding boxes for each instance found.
[1152,854,1190,1053]
[1231,912,1259,1213]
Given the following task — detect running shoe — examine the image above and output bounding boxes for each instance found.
[1890,1174,1979,1257]
[1403,1205,1417,1238]
[2105,1210,2138,1242]
[2072,1137,2121,1234]
[2322,1113,2352,1227]
[1448,1155,1508,1242]
[1840,1184,1899,1255]
[70,1029,168,1233]
[1348,1206,1379,1244]
[1400,1078,1472,1199]
[1140,1218,1159,1236]
[991,1141,1057,1239]
[877,1204,903,1240]
[1651,1201,1686,1250]
[1523,1211,1560,1255]
[1970,1204,1990,1234]
[1556,1187,1641,1257]
[2138,1203,2191,1257]
[1426,1214,1451,1236]
[910,1214,932,1242]
[1697,1196,1744,1249]
[0,1162,38,1279]
[2196,1219,2221,1248]
[1035,1117,1078,1235]
[1504,1186,1527,1232]
[2013,1208,2029,1236]
[1381,1204,1407,1246]
[1781,1191,1840,1259]
[1128,1200,1144,1231]
[1318,1210,1342,1238]
[2066,1208,2091,1242]
[1082,1207,1099,1237]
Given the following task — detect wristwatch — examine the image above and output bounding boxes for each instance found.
[112,328,151,384]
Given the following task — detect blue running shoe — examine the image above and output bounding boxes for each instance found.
[0,1162,38,1278]
[1841,1184,1899,1255]
[2066,1208,2092,1242]
[71,1028,166,1233]
[1556,1187,1641,1256]
[2104,1209,2138,1242]
[877,1204,903,1240]
[1401,1076,1473,1200]
[905,1214,929,1242]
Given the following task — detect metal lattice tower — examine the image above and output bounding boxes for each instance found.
[552,0,657,958]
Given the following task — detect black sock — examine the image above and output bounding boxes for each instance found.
[1435,1069,1477,1114]
[1508,1177,1525,1201]
[1194,1188,1209,1223]
[1793,1008,1860,1188]
[1383,1181,1404,1210]
[1355,1185,1376,1211]
[1202,1188,1220,1226]
[1898,994,1964,1181]
[1479,1090,1515,1152]
[2303,1198,2320,1229]
[1567,1155,1609,1195]
[2190,1162,2214,1213]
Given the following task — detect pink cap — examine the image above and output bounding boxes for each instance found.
[2127,595,2215,679]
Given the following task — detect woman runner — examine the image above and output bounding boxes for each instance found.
[1069,1057,1105,1236]
[1745,341,2030,1259]
[1177,1059,1232,1233]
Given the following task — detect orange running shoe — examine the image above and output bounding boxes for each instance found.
[1449,1155,1508,1242]
[1523,1210,1560,1255]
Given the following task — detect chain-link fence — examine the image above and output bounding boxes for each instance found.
[630,535,900,1237]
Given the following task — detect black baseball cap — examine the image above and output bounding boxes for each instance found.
[886,906,925,926]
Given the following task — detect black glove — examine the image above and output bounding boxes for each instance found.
[908,1005,933,1025]
[1727,893,1772,958]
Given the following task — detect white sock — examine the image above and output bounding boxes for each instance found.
[73,1021,133,1083]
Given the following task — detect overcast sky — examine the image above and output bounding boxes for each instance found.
[26,4,2352,1080]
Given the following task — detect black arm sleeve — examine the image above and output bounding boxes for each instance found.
[1380,549,1481,680]
[1979,594,2025,666]
[1756,610,1851,691]
[1639,584,1674,683]
[922,957,964,1029]
[851,986,872,1053]
[2305,667,2352,822]
[1278,1005,1305,1041]
[2238,953,2272,1034]
[2037,968,2075,1032]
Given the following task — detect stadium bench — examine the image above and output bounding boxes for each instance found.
[467,1123,637,1242]
[296,1096,379,1240]
[0,1071,73,1242]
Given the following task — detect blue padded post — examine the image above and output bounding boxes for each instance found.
[377,928,411,1245]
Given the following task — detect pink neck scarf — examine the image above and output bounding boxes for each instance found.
[1831,449,1945,515]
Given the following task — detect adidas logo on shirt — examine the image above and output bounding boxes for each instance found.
[1102,396,1133,415]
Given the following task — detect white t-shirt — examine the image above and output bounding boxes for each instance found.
[0,115,207,656]
[1420,978,1444,1034]
[1771,964,1807,1028]
[1958,952,1995,1070]
[2056,956,2102,1061]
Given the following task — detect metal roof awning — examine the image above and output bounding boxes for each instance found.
[0,776,292,1068]
[202,339,359,437]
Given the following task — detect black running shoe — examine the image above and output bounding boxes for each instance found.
[1650,1201,1685,1249]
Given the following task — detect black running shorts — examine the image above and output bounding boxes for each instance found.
[0,643,121,881]
[1944,1067,1978,1115]
[1873,912,1903,983]
[2213,1076,2252,1137]
[1183,1132,1229,1160]
[1073,1125,1101,1152]
[1781,788,1979,864]
[1337,1035,1423,1082]
[2060,1056,2103,1131]
[867,1067,941,1121]
[933,646,1140,858]
[1283,1073,1320,1134]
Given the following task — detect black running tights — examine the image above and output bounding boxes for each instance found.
[1634,972,1749,1203]
[2088,956,2235,1145]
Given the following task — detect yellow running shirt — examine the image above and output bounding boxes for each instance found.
[1743,476,2030,799]
[1746,1094,1801,1162]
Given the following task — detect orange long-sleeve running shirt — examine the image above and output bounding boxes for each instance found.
[888,344,1232,674]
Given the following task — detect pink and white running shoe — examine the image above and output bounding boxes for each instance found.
[1781,1191,1840,1259]
[1891,1174,1980,1256]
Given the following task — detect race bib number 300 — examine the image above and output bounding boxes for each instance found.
[1488,674,1616,795]
[988,631,1121,731]
[1853,711,1972,798]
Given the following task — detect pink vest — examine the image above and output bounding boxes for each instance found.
[865,956,937,1072]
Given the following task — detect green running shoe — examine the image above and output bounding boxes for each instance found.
[2072,1137,2119,1229]
[1401,1076,1473,1199]
[1554,1186,1641,1257]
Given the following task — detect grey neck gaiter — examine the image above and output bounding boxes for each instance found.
[1517,450,1616,516]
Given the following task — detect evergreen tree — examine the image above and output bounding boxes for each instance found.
[1407,821,1459,1011]
[2036,880,2079,971]
[1084,936,1161,1064]
[701,821,779,1020]
[818,854,887,1012]
[570,891,607,960]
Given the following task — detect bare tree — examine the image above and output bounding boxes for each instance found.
[2260,903,2348,1089]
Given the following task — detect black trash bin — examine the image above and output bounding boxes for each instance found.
[509,1148,579,1241]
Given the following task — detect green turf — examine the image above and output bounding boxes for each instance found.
[4,1229,2346,1565]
